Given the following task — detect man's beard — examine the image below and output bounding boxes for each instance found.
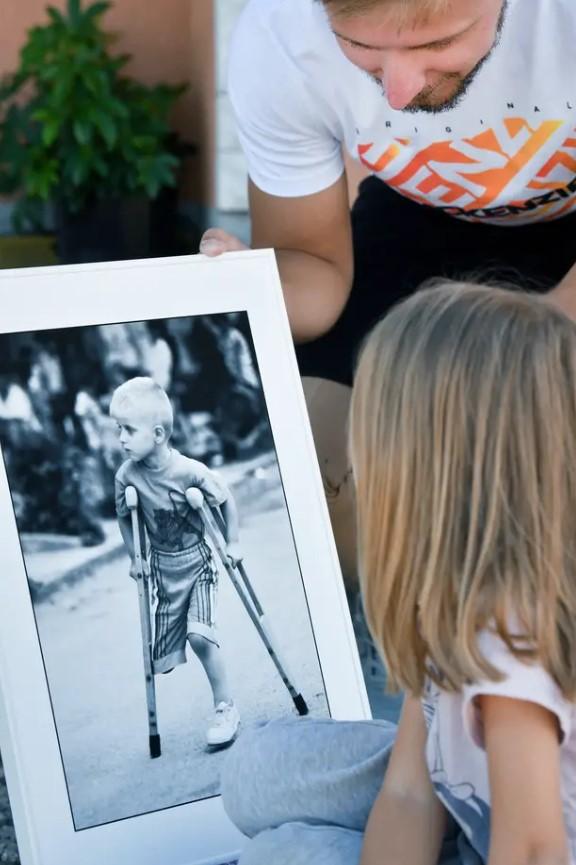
[373,0,508,114]
[403,54,491,113]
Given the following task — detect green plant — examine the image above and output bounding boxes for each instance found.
[0,0,186,230]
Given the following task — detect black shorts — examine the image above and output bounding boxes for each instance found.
[296,177,576,385]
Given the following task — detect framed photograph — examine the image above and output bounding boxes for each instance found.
[0,250,370,865]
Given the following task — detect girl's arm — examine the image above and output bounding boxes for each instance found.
[482,695,569,865]
[360,695,448,865]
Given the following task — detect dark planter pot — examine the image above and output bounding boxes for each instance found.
[55,196,153,265]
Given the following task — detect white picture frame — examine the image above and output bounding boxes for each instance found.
[0,250,370,865]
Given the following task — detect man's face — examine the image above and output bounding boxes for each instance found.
[328,0,506,112]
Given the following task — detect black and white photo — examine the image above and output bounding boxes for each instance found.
[1,310,329,829]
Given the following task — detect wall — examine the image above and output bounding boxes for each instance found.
[212,0,368,212]
[0,0,215,206]
[0,1,368,220]
[214,0,248,212]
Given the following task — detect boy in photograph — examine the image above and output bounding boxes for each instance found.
[110,376,241,748]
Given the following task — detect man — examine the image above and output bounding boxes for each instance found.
[200,0,576,589]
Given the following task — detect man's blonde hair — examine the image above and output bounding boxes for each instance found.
[109,376,174,438]
[350,282,576,699]
[322,0,452,25]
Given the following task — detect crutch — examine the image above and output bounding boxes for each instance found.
[125,485,162,758]
[185,487,308,716]
[209,505,280,633]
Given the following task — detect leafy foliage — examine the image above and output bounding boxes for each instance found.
[0,0,186,230]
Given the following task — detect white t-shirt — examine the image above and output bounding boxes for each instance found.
[421,630,576,862]
[229,0,576,225]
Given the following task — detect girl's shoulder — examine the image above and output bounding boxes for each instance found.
[463,629,575,749]
[423,628,576,751]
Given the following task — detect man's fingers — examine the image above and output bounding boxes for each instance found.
[199,228,249,257]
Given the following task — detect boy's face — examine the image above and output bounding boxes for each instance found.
[114,411,162,462]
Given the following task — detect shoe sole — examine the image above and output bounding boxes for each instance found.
[206,736,238,752]
[206,725,240,751]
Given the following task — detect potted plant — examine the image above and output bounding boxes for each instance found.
[0,0,190,262]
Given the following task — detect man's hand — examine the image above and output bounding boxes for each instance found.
[200,229,249,257]
[199,177,353,344]
[129,558,150,581]
[226,541,244,567]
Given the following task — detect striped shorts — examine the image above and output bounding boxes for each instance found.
[150,540,219,674]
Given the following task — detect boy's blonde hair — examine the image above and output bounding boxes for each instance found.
[110,377,174,438]
[321,0,451,25]
[350,282,576,699]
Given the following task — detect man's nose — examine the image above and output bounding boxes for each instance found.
[379,52,427,110]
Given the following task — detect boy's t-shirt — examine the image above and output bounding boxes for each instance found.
[421,630,576,863]
[229,0,576,225]
[115,448,229,552]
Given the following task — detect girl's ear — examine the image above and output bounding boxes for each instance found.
[154,425,167,444]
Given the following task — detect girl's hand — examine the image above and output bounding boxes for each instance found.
[199,228,249,257]
[226,542,244,567]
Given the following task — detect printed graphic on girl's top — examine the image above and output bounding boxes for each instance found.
[422,680,491,862]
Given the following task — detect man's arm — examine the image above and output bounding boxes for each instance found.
[361,696,448,865]
[201,174,354,343]
[481,695,569,865]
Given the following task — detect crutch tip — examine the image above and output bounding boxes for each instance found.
[293,694,309,716]
[149,734,162,758]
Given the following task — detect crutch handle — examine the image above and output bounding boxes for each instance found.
[185,486,205,510]
[125,485,138,510]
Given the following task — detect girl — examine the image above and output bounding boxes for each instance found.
[221,282,576,865]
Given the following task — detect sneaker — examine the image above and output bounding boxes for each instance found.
[206,701,240,748]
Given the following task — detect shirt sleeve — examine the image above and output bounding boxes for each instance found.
[227,4,344,198]
[114,463,130,519]
[462,629,573,749]
[186,461,230,508]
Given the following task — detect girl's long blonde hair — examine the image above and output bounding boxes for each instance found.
[350,282,576,698]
